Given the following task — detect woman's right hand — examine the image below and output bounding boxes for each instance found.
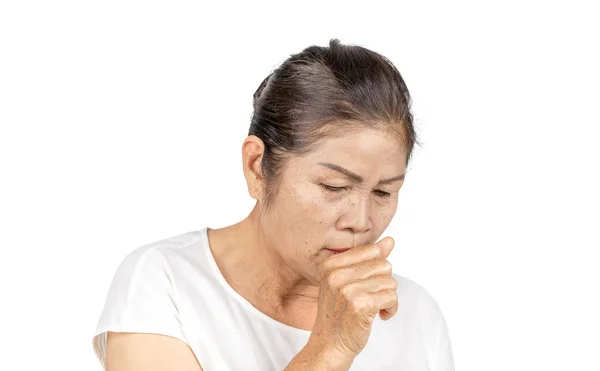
[309,237,398,363]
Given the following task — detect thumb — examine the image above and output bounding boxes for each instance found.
[376,236,395,258]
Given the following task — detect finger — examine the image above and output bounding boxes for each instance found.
[376,237,395,259]
[322,236,395,272]
[323,244,381,272]
[341,275,398,296]
[329,259,393,286]
[379,301,399,321]
[372,289,398,320]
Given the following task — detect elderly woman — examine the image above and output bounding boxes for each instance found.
[92,39,454,371]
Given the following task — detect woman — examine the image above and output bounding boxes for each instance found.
[92,39,455,370]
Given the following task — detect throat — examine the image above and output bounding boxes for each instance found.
[249,276,319,331]
[207,225,318,331]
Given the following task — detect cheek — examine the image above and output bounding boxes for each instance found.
[281,183,332,220]
[372,200,398,223]
[286,220,328,261]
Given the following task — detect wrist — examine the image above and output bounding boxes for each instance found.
[306,336,356,369]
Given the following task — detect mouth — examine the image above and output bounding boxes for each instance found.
[326,248,351,254]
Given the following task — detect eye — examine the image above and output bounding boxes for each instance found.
[374,190,391,198]
[320,183,391,198]
[320,184,349,193]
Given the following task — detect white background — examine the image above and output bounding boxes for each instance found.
[1,1,598,370]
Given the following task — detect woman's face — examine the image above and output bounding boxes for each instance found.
[255,127,408,284]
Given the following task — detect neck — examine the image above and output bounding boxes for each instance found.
[209,208,319,325]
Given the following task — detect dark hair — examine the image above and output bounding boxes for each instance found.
[249,38,419,212]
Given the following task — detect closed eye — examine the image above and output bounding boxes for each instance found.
[320,184,391,198]
[374,190,391,198]
[321,184,349,193]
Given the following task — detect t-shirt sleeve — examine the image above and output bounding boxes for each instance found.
[417,286,455,371]
[91,246,187,369]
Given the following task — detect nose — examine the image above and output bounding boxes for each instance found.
[336,196,372,234]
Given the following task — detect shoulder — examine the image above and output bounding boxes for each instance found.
[97,231,203,316]
[93,230,205,369]
[113,230,204,277]
[96,229,207,332]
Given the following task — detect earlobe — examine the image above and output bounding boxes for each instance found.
[242,137,265,175]
[241,135,267,200]
[254,176,266,200]
[245,163,264,198]
[245,169,265,200]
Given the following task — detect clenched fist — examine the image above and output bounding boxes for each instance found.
[309,237,398,361]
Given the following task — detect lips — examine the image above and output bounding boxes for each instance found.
[326,248,351,254]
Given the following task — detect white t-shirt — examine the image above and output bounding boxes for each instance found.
[92,227,454,370]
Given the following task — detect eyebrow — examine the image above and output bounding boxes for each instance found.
[318,162,405,185]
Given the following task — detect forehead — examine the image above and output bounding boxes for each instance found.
[288,128,408,173]
[314,128,406,162]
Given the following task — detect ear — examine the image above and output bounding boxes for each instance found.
[242,135,266,200]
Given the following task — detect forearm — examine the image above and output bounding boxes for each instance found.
[284,340,355,371]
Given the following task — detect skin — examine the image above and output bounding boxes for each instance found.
[208,127,407,331]
[106,126,408,371]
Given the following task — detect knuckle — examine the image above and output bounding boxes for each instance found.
[339,284,354,300]
[349,295,370,314]
[326,270,343,287]
[386,289,398,302]
[381,259,393,273]
[367,298,380,314]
